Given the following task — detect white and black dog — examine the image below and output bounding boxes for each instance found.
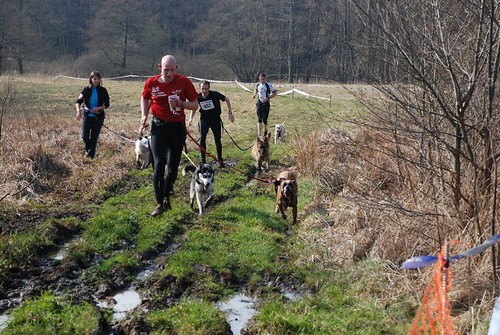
[182,163,215,215]
[135,136,151,169]
[274,123,286,144]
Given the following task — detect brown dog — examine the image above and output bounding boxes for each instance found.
[273,171,298,224]
[252,133,271,170]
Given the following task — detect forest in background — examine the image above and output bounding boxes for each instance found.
[0,0,391,83]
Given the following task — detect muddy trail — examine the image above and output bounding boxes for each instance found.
[0,162,305,334]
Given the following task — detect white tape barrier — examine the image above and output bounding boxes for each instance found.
[188,76,234,84]
[235,80,252,92]
[278,88,330,101]
[53,75,330,101]
[52,74,152,81]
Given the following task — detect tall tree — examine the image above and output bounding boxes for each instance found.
[87,0,146,74]
[351,0,500,249]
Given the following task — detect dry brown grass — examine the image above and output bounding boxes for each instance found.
[0,111,138,209]
[289,123,498,332]
[0,76,147,209]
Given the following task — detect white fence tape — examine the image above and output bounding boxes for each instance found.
[53,74,330,102]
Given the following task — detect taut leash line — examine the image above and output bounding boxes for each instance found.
[185,129,271,185]
[102,124,136,143]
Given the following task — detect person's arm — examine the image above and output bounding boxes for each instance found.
[188,109,196,126]
[252,83,258,99]
[75,90,85,120]
[180,100,198,111]
[75,102,82,120]
[180,80,202,111]
[264,87,277,103]
[94,87,110,113]
[225,97,234,123]
[140,97,151,136]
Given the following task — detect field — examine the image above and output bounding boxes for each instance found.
[0,76,493,334]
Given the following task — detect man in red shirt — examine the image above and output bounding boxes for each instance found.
[140,55,199,216]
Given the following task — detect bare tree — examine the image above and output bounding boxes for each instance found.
[0,76,13,142]
[350,0,500,252]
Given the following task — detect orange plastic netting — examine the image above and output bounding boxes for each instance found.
[408,244,456,335]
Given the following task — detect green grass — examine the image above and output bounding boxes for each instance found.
[0,77,414,333]
[69,173,194,280]
[252,283,407,335]
[0,220,58,282]
[1,292,103,335]
[146,298,230,335]
[250,258,414,334]
[159,186,289,285]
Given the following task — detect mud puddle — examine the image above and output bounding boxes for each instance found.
[95,243,181,321]
[136,243,180,280]
[216,293,257,335]
[48,235,82,260]
[97,288,141,321]
[0,312,12,332]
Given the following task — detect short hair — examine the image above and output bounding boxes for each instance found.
[200,80,210,88]
[89,71,102,86]
[259,73,267,78]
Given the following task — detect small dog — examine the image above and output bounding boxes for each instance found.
[273,170,298,224]
[135,136,151,169]
[252,132,271,170]
[274,123,286,144]
[182,163,215,215]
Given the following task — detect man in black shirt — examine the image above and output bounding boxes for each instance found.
[188,81,234,167]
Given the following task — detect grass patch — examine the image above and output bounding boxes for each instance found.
[69,178,193,279]
[158,165,318,293]
[0,220,58,281]
[252,283,408,335]
[2,292,103,335]
[146,298,229,335]
[251,259,413,334]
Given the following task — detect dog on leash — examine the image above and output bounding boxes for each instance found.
[273,170,298,224]
[182,163,215,215]
[135,136,151,169]
[252,132,271,170]
[274,123,286,144]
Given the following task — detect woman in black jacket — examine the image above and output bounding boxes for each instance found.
[75,71,110,159]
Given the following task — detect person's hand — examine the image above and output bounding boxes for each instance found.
[93,106,103,114]
[168,95,181,112]
[76,109,82,121]
[139,123,148,137]
[139,115,148,136]
[228,111,234,123]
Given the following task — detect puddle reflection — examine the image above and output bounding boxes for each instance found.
[49,236,82,260]
[97,289,141,321]
[0,312,11,332]
[216,293,257,335]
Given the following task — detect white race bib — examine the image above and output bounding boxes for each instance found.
[199,100,215,110]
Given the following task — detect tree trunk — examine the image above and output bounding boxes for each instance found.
[287,0,294,83]
[17,57,23,74]
[121,17,128,71]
